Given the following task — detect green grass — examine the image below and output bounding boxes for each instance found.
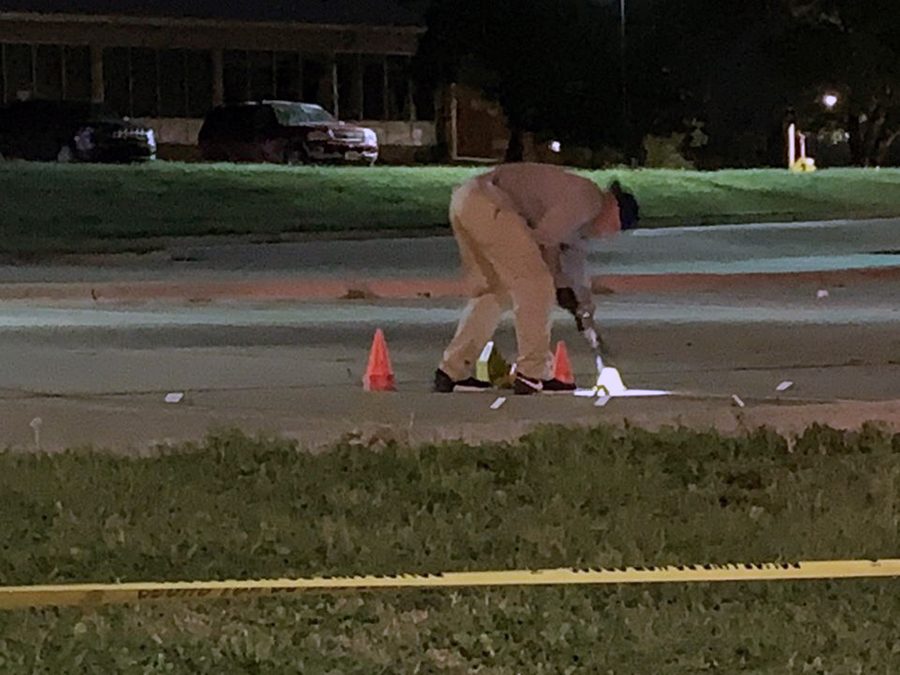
[1,424,899,672]
[3,583,899,673]
[2,162,900,256]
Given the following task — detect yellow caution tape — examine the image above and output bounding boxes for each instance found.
[2,559,900,610]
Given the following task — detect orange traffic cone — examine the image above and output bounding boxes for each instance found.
[363,329,396,391]
[552,341,575,385]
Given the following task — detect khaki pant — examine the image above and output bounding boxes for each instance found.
[439,180,555,381]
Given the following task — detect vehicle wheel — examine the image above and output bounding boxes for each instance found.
[56,145,75,163]
[284,145,309,166]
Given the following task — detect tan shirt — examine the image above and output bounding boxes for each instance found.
[475,163,607,311]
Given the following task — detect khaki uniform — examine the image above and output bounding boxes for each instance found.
[440,163,618,381]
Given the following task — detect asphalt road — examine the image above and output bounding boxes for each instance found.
[0,279,897,453]
[1,218,899,283]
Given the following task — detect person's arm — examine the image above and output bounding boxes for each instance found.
[555,240,614,357]
[532,194,600,280]
[556,243,594,320]
[539,242,564,282]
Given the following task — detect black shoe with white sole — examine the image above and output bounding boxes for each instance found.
[433,369,493,393]
[513,374,577,396]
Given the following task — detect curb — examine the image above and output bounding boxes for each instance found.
[0,266,898,303]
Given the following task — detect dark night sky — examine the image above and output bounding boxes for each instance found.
[0,0,427,25]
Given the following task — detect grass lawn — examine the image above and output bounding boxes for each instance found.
[2,162,900,256]
[1,423,898,672]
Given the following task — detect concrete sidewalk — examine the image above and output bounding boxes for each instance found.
[3,390,898,455]
[0,218,898,302]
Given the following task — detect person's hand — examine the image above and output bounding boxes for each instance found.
[558,288,611,355]
[574,309,593,333]
[578,315,613,358]
[556,287,579,314]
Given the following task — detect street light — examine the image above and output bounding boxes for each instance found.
[822,93,838,109]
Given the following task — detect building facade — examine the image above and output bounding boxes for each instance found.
[0,4,436,160]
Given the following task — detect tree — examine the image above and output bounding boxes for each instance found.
[627,0,795,167]
[781,0,900,165]
[408,0,900,166]
[412,0,622,161]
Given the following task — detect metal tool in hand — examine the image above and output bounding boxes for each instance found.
[577,314,611,373]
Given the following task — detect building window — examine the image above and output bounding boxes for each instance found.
[302,56,329,108]
[275,52,300,101]
[103,47,131,115]
[2,45,425,119]
[223,50,248,102]
[386,55,412,121]
[96,47,213,118]
[63,46,91,101]
[248,51,274,101]
[336,53,362,120]
[1,43,92,104]
[413,78,434,121]
[34,45,63,100]
[130,48,158,117]
[4,43,33,102]
[362,59,385,120]
[224,50,278,103]
[338,54,415,122]
[185,50,213,117]
[158,50,187,117]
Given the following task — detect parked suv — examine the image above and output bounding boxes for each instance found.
[198,101,379,165]
[0,100,156,163]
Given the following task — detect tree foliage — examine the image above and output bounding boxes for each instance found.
[781,0,900,165]
[411,0,900,166]
[413,0,622,159]
[628,0,794,167]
